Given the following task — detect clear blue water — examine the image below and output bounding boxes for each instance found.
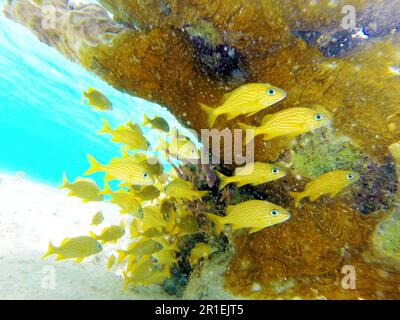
[0,3,184,187]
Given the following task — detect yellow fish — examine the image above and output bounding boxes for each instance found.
[153,249,178,267]
[100,183,142,217]
[217,162,287,190]
[289,170,360,208]
[117,238,164,263]
[61,172,103,203]
[174,216,200,237]
[90,223,125,244]
[238,107,331,144]
[91,211,104,226]
[42,236,102,263]
[82,87,112,111]
[123,257,169,290]
[85,154,155,187]
[141,206,168,232]
[107,254,116,269]
[142,114,170,132]
[189,243,214,267]
[98,118,149,151]
[200,83,287,127]
[134,185,161,202]
[165,178,208,202]
[206,200,291,234]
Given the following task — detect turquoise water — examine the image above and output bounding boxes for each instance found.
[0,5,182,187]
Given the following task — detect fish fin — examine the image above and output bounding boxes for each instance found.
[142,114,151,126]
[261,114,273,124]
[122,271,131,293]
[309,193,320,202]
[225,112,240,121]
[237,122,253,130]
[205,213,224,235]
[61,171,70,189]
[199,103,218,128]
[99,182,112,196]
[89,231,98,240]
[289,191,304,208]
[87,87,94,93]
[41,241,56,260]
[120,147,130,158]
[329,190,340,198]
[216,171,233,190]
[246,110,261,117]
[55,255,65,261]
[60,238,72,246]
[75,257,84,264]
[104,173,114,182]
[117,250,128,263]
[249,226,264,234]
[98,118,112,135]
[84,154,102,176]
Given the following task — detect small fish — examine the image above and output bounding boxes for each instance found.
[134,185,161,202]
[117,238,164,263]
[206,200,291,234]
[91,211,104,226]
[289,170,360,208]
[85,154,155,187]
[189,243,214,267]
[141,206,167,232]
[42,236,102,263]
[174,216,200,237]
[200,83,287,127]
[238,106,331,144]
[61,172,103,203]
[142,114,170,132]
[90,223,125,244]
[165,178,208,202]
[153,249,178,267]
[98,118,149,151]
[107,254,116,269]
[100,183,142,218]
[82,87,113,111]
[158,129,201,161]
[123,257,169,290]
[217,162,287,190]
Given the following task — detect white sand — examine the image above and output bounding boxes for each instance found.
[0,173,172,300]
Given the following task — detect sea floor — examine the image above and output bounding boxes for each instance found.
[0,173,235,300]
[0,173,171,299]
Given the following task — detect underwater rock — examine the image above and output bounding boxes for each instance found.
[354,156,398,215]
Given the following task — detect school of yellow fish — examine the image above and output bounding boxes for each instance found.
[43,84,360,291]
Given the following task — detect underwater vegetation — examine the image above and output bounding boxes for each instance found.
[6,0,400,299]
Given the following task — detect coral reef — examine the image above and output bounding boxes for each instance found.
[5,0,400,299]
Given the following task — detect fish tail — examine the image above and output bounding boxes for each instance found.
[41,241,57,260]
[116,250,128,263]
[142,114,151,126]
[289,191,304,208]
[61,171,69,189]
[89,231,98,240]
[84,154,102,176]
[216,171,232,190]
[195,190,209,202]
[98,118,112,135]
[205,213,224,235]
[199,103,218,128]
[122,271,131,293]
[99,182,112,196]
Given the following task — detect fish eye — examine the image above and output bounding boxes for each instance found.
[314,113,324,121]
[97,243,102,250]
[272,168,279,174]
[346,174,355,180]
[266,89,276,96]
[143,172,149,178]
[270,209,279,217]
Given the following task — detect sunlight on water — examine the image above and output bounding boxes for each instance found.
[0,2,188,186]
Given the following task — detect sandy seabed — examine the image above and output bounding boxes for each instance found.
[0,173,173,300]
[0,173,235,300]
